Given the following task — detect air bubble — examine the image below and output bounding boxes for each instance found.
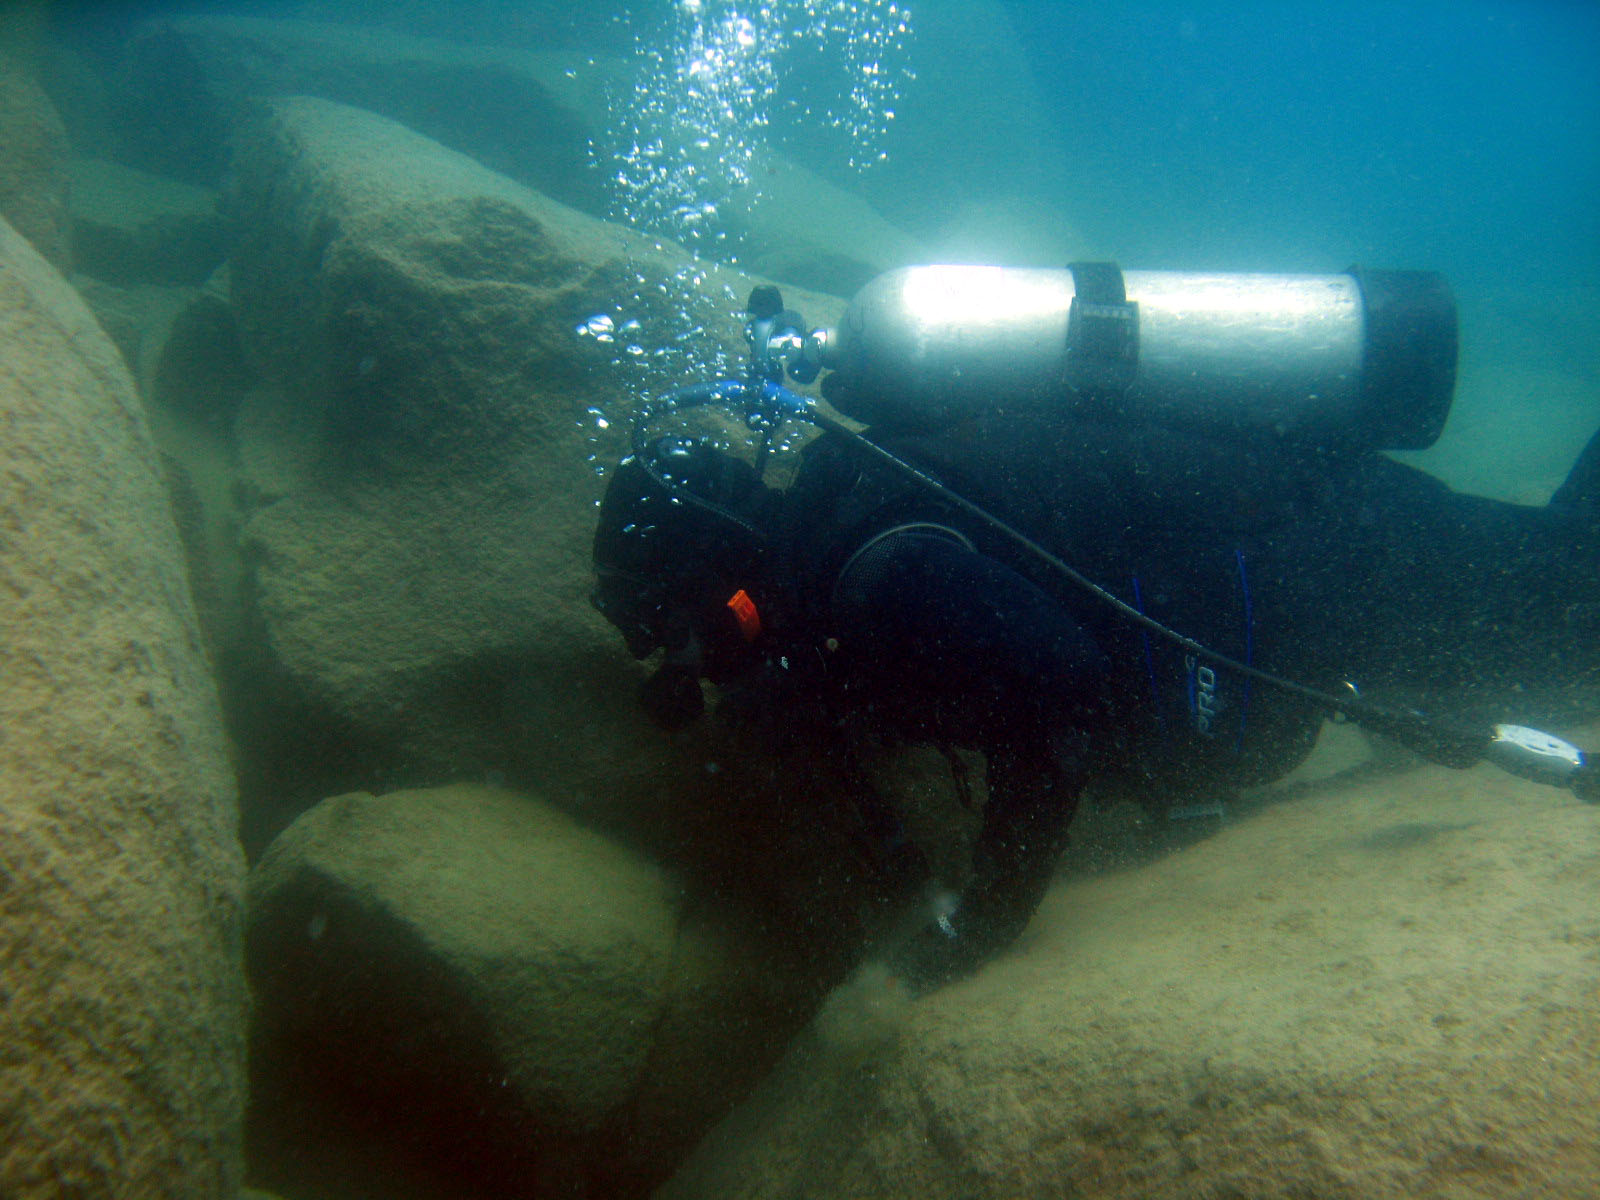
[575,0,912,476]
[594,0,914,251]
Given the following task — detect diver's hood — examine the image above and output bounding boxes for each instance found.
[592,436,777,663]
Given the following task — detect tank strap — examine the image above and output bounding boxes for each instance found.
[1065,260,1139,406]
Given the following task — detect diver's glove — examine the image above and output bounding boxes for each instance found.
[889,896,998,992]
[887,738,1089,994]
[885,893,1021,995]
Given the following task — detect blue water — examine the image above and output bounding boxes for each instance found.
[693,0,1596,291]
[999,0,1600,288]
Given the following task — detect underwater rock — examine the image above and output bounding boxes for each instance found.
[228,95,711,473]
[149,269,253,429]
[66,275,197,384]
[103,14,923,292]
[53,269,260,724]
[0,214,247,1195]
[246,783,817,1199]
[221,95,842,847]
[33,38,121,166]
[0,44,71,272]
[68,156,227,287]
[111,13,609,209]
[657,749,1600,1199]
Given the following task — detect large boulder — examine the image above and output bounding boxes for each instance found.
[0,31,71,271]
[111,13,613,209]
[59,264,259,682]
[246,783,819,1199]
[104,14,925,293]
[658,744,1600,1199]
[68,156,227,286]
[222,95,844,849]
[0,215,246,1194]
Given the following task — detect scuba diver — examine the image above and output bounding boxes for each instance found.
[592,263,1600,991]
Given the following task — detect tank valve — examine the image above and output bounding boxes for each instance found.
[744,286,828,384]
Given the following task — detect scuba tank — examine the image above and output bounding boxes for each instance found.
[789,263,1457,450]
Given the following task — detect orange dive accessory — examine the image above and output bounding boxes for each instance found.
[726,588,762,642]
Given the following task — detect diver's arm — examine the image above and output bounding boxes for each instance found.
[889,739,1088,991]
[830,527,1112,727]
[830,527,1109,989]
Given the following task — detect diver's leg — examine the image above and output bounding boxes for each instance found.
[1320,442,1600,720]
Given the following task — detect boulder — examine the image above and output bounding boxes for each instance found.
[0,214,246,1195]
[59,268,260,682]
[148,269,253,431]
[0,45,71,271]
[222,95,844,848]
[105,14,925,292]
[35,39,122,166]
[658,744,1600,1199]
[68,156,228,286]
[246,783,819,1199]
[67,275,198,386]
[112,13,612,210]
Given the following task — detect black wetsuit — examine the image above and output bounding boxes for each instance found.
[768,413,1600,985]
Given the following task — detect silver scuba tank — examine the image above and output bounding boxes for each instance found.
[806,263,1457,450]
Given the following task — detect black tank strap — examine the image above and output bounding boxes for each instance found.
[1065,260,1139,407]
